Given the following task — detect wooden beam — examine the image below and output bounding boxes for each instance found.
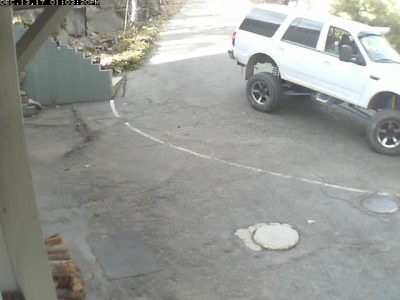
[16,5,73,71]
[0,8,57,300]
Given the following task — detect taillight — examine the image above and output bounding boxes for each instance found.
[232,31,236,46]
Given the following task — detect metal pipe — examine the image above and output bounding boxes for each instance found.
[124,0,130,34]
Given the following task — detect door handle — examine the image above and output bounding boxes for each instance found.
[322,60,331,65]
[278,46,285,51]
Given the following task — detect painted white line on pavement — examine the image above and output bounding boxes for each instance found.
[110,99,121,118]
[125,122,166,145]
[111,100,398,196]
[124,122,398,196]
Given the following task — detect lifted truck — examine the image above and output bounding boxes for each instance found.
[229,4,400,155]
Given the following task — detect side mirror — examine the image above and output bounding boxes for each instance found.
[339,45,353,62]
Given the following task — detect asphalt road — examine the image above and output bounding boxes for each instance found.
[27,0,400,299]
[117,0,400,195]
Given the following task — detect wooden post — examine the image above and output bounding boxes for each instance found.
[0,8,57,300]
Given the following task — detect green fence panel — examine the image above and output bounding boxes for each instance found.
[14,25,113,106]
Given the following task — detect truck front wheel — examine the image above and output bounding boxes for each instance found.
[367,110,400,156]
[246,72,282,113]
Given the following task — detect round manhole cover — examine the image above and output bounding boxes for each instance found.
[252,223,299,250]
[363,196,399,214]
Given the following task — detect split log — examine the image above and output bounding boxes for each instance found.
[47,244,69,255]
[53,275,84,291]
[72,276,84,292]
[56,288,85,300]
[50,262,84,289]
[49,260,72,266]
[46,239,71,260]
[50,262,80,278]
[48,252,71,261]
[45,234,63,246]
[45,234,85,299]
[53,276,72,289]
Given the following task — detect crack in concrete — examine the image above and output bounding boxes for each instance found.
[63,107,100,159]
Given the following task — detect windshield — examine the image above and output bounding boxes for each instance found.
[359,34,400,63]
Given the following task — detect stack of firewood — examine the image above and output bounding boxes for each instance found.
[45,234,85,300]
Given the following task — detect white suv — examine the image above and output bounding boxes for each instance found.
[229,4,400,155]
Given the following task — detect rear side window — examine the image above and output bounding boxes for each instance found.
[239,8,287,38]
[282,18,323,48]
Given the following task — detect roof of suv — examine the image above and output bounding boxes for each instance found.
[253,4,389,36]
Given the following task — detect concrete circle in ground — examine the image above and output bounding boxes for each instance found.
[363,196,399,214]
[252,223,299,250]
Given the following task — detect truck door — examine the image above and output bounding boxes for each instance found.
[278,18,323,87]
[314,26,369,105]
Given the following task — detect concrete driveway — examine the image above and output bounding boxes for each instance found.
[26,0,400,299]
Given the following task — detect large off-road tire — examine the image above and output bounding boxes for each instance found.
[366,110,400,156]
[246,72,282,112]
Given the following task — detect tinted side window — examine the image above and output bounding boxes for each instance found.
[325,26,357,56]
[239,9,287,38]
[325,26,366,65]
[282,18,323,48]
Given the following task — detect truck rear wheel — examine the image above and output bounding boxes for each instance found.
[246,72,282,112]
[367,110,400,156]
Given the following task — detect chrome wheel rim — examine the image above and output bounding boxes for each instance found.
[377,120,400,149]
[251,81,271,105]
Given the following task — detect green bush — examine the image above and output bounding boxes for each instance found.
[105,24,160,70]
[103,0,185,71]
